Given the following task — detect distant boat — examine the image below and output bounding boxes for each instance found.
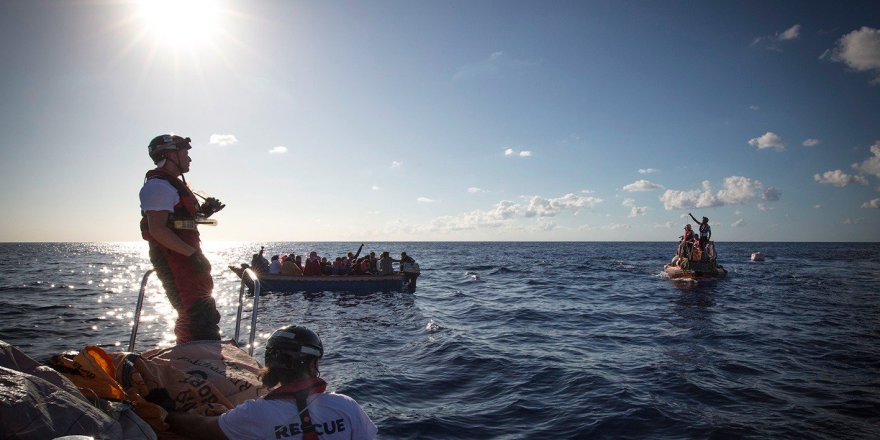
[230,265,414,293]
[751,252,765,261]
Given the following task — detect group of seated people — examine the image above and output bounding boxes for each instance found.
[249,247,415,277]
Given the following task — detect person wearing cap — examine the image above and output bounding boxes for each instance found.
[688,212,712,251]
[166,325,378,439]
[139,134,225,344]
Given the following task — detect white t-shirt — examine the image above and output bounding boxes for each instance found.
[139,178,180,212]
[218,393,377,440]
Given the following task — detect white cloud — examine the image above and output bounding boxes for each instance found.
[209,134,238,146]
[660,176,770,210]
[748,132,786,151]
[757,203,774,211]
[762,186,782,201]
[622,179,663,192]
[622,198,648,217]
[852,141,880,178]
[802,138,820,147]
[717,176,765,204]
[268,146,287,154]
[409,192,604,233]
[824,27,880,84]
[654,221,674,228]
[505,148,532,157]
[779,24,801,41]
[391,161,402,168]
[638,168,659,174]
[467,187,483,193]
[749,105,760,111]
[814,169,868,187]
[524,193,604,217]
[862,198,880,209]
[371,185,380,191]
[842,217,864,225]
[814,204,822,209]
[731,218,746,227]
[417,197,435,203]
[752,24,802,50]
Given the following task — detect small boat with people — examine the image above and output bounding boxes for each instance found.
[664,218,726,280]
[232,245,421,293]
[230,265,413,293]
[751,252,765,261]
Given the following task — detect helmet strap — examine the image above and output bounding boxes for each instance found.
[163,151,187,185]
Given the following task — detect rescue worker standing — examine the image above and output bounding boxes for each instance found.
[140,134,225,344]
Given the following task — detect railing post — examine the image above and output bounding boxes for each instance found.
[128,269,155,352]
[234,268,261,356]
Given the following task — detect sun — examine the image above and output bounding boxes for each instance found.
[136,0,222,47]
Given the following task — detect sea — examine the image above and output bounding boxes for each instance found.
[0,241,878,439]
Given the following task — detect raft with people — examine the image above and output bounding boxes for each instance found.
[230,265,413,293]
[663,218,726,280]
[233,247,421,293]
[664,240,727,280]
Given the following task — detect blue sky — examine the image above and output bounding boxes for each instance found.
[1,0,879,242]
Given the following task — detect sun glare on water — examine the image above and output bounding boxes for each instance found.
[137,0,222,47]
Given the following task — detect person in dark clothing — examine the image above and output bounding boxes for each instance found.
[688,213,712,250]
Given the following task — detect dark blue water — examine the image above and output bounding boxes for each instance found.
[1,242,878,439]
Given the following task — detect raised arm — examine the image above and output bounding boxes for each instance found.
[688,213,699,224]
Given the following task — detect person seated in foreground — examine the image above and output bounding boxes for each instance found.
[269,255,282,274]
[281,254,303,276]
[303,251,322,276]
[167,325,377,440]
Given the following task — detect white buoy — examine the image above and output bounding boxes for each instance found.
[751,252,765,261]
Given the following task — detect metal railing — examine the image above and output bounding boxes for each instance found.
[128,267,262,356]
[234,268,261,356]
[128,269,155,352]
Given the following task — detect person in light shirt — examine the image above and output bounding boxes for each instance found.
[167,325,377,440]
[139,134,225,343]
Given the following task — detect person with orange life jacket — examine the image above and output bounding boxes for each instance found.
[139,134,226,344]
[166,325,378,440]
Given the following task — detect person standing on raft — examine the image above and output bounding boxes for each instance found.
[139,134,226,344]
[688,212,711,251]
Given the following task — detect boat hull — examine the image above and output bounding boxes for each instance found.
[664,263,727,280]
[231,266,409,293]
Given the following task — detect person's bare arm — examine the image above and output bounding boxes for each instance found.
[146,210,196,256]
[166,412,228,440]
